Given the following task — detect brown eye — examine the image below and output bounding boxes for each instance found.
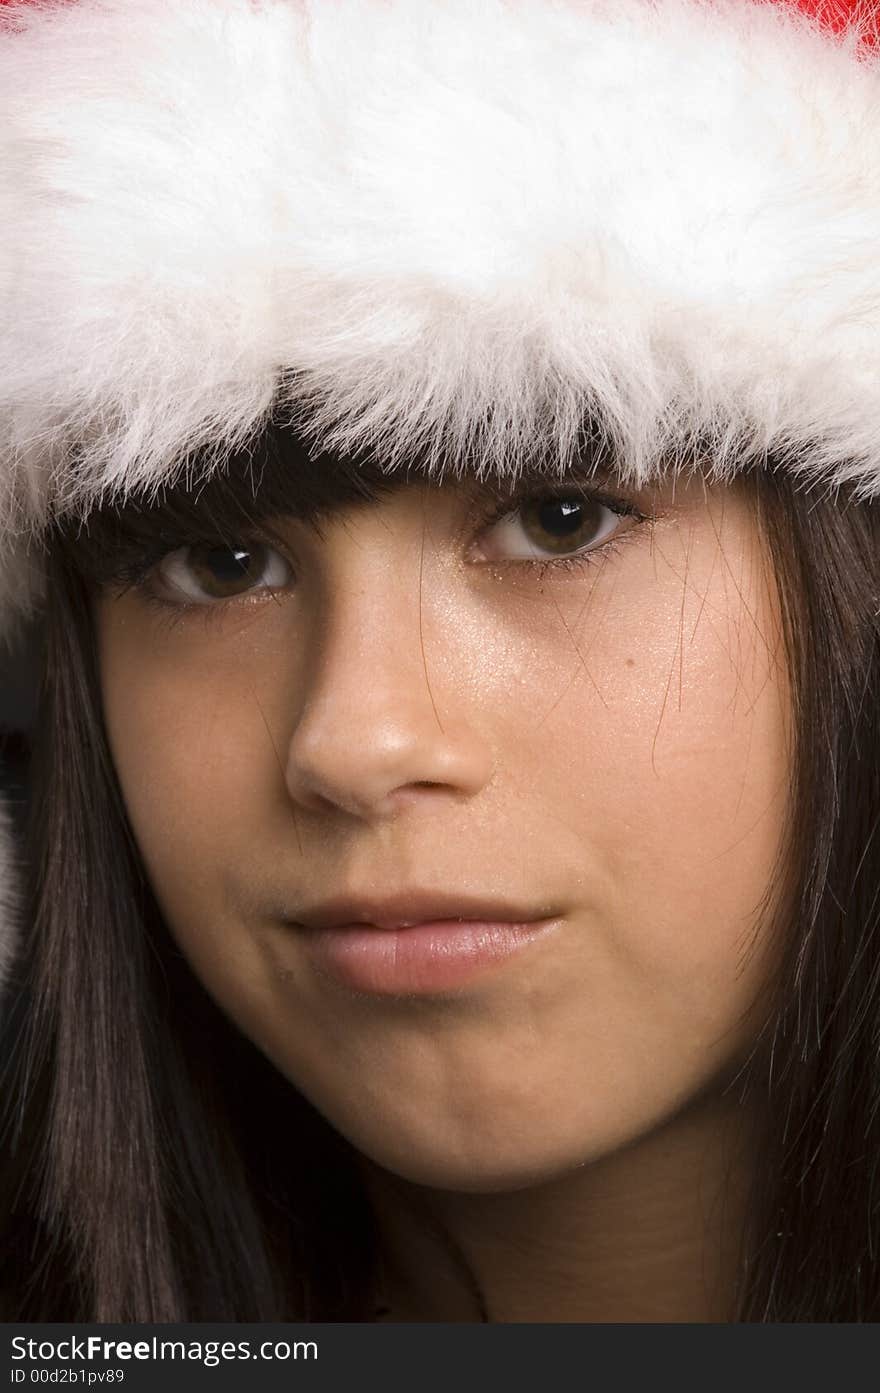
[481,495,632,562]
[155,542,292,603]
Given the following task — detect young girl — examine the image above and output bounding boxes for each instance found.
[2,0,880,1323]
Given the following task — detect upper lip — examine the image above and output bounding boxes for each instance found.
[290,891,556,932]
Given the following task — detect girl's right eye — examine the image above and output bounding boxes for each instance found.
[152,542,293,604]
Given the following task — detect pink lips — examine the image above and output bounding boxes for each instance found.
[290,893,561,995]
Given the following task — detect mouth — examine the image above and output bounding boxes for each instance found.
[287,892,562,995]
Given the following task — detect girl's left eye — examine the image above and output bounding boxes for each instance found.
[477,492,640,565]
[153,541,292,604]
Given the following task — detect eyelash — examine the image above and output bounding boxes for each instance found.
[108,483,649,634]
[479,484,643,568]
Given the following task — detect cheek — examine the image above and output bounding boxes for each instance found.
[96,611,281,930]
[517,514,791,1024]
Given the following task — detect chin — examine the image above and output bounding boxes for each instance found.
[346,1118,618,1195]
[337,1082,711,1194]
[368,1148,577,1195]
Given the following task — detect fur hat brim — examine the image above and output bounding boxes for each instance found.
[1,0,879,619]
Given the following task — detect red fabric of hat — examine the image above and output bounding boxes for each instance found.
[792,0,879,43]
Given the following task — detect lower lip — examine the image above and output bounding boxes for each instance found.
[299,919,560,995]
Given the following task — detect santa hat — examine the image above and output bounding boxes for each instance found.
[0,0,879,993]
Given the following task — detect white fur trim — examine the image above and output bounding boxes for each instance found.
[1,0,880,627]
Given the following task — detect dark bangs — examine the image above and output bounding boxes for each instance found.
[47,414,635,594]
[49,428,413,590]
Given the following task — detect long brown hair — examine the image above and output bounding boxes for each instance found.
[2,434,880,1320]
[735,463,880,1320]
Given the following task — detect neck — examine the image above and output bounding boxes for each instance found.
[361,1089,756,1323]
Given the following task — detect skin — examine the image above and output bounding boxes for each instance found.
[95,468,792,1321]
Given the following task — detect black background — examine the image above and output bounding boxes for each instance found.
[0,620,40,827]
[1,622,39,730]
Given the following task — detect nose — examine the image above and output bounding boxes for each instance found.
[283,547,494,821]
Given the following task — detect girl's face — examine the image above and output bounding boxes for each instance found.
[95,468,791,1191]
